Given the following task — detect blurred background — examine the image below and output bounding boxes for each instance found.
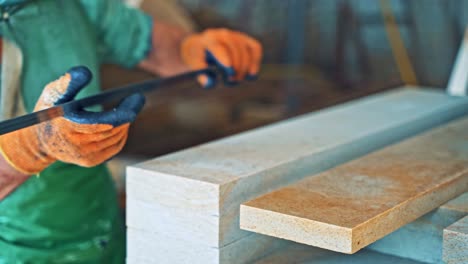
[102,0,468,203]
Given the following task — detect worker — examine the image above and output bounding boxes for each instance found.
[0,0,262,263]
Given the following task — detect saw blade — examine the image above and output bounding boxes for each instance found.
[0,67,216,136]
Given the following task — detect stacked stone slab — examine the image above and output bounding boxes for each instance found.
[126,87,468,264]
[251,193,467,264]
[240,117,468,253]
[443,215,468,264]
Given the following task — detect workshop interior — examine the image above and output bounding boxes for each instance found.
[108,0,468,263]
[0,0,467,263]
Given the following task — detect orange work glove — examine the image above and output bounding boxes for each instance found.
[0,66,145,175]
[181,28,263,88]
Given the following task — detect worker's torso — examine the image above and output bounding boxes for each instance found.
[0,1,124,263]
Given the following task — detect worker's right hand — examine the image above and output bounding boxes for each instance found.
[0,66,145,175]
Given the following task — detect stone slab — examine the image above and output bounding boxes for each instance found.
[127,88,468,250]
[443,216,468,264]
[126,228,288,264]
[240,117,468,253]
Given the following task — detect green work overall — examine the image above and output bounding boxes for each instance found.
[0,0,151,263]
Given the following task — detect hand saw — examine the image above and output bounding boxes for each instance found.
[0,67,219,136]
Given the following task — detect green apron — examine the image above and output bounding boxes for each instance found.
[0,0,151,263]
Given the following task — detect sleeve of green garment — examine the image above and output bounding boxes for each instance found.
[79,0,153,68]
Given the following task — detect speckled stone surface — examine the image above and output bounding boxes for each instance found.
[240,117,468,254]
[443,216,468,264]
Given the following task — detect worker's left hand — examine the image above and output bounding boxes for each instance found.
[181,28,263,88]
[0,66,145,175]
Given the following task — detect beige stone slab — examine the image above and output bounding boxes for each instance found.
[241,117,468,254]
[126,197,219,244]
[128,230,423,264]
[126,228,288,264]
[127,88,468,249]
[443,216,468,264]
